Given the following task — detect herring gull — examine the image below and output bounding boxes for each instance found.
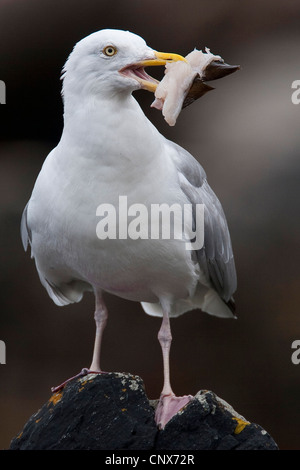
[21,29,237,429]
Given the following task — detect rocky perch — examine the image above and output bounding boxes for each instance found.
[10,372,278,450]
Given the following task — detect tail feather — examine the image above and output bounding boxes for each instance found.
[141,286,236,319]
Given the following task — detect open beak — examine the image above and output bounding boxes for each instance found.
[120,51,187,93]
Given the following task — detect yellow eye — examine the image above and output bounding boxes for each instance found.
[103,46,117,57]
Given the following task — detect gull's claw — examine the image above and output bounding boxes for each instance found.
[51,368,105,393]
[155,393,193,429]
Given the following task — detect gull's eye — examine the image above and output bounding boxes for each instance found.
[103,45,117,57]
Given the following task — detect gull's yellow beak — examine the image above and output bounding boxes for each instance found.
[139,51,188,68]
[138,52,187,92]
[120,51,187,93]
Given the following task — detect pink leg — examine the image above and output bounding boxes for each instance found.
[158,308,173,397]
[89,292,108,372]
[155,306,193,429]
[51,292,108,393]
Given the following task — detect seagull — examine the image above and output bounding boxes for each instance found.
[21,29,237,429]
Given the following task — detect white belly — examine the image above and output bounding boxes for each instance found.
[28,148,200,304]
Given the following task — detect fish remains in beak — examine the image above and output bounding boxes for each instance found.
[119,51,187,92]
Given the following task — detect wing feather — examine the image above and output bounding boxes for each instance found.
[20,202,31,252]
[169,141,237,303]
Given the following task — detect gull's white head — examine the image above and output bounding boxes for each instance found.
[61,29,186,101]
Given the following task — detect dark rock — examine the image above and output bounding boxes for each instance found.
[10,372,278,450]
[10,372,157,450]
[155,391,278,450]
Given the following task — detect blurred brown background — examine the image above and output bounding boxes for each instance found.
[0,0,299,450]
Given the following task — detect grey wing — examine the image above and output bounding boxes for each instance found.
[20,200,88,305]
[169,141,237,304]
[20,202,32,252]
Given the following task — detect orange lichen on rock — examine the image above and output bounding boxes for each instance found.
[232,416,250,434]
[48,390,63,406]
